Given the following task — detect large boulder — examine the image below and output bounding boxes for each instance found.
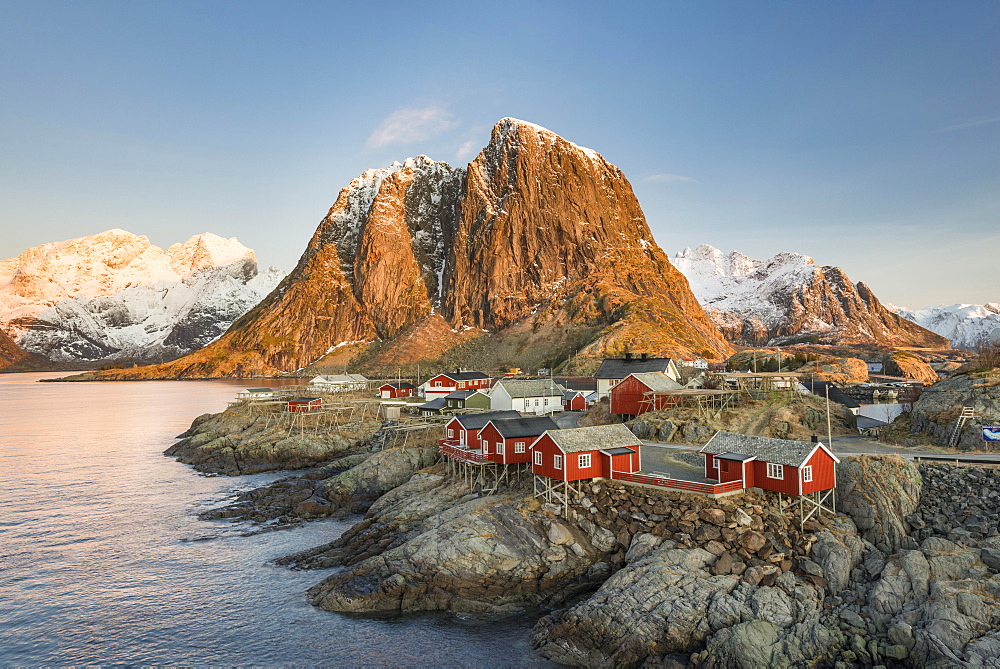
[909,372,1000,449]
[836,455,921,554]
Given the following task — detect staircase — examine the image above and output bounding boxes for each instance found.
[948,406,976,448]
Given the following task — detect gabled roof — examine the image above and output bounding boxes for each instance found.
[856,416,888,430]
[543,424,641,453]
[289,396,321,402]
[624,372,683,392]
[433,371,492,381]
[451,410,521,430]
[380,382,415,389]
[487,416,559,439]
[445,389,479,400]
[700,431,840,468]
[801,381,861,409]
[419,398,446,410]
[564,390,584,401]
[494,379,566,398]
[594,357,675,379]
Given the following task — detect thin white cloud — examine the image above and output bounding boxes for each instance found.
[642,173,698,185]
[367,106,458,148]
[455,139,480,163]
[937,115,1000,133]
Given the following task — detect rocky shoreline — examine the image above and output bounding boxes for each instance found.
[176,405,1000,667]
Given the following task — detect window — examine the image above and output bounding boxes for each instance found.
[534,451,543,466]
[802,466,813,483]
[713,458,719,469]
[447,429,453,438]
[554,454,563,470]
[458,381,465,388]
[515,442,526,453]
[497,443,505,455]
[767,463,784,479]
[578,453,592,468]
[543,398,549,405]
[433,381,442,387]
[609,379,619,387]
[535,399,540,406]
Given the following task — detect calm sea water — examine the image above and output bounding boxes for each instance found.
[0,372,546,666]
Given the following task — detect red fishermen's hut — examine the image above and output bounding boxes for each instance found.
[699,431,839,495]
[378,382,415,399]
[562,390,590,412]
[609,372,683,419]
[442,410,521,448]
[478,416,559,464]
[287,397,322,413]
[424,371,493,398]
[530,424,641,482]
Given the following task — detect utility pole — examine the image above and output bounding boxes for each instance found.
[825,384,833,448]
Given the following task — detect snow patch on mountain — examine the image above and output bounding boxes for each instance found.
[889,303,1000,350]
[672,244,820,329]
[0,230,283,362]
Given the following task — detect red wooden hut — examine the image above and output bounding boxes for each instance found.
[609,372,683,419]
[699,431,839,495]
[478,416,559,464]
[442,410,521,448]
[378,382,415,399]
[562,391,590,412]
[424,371,493,399]
[287,397,322,413]
[530,424,641,482]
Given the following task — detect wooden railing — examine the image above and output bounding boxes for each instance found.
[611,471,744,495]
[440,442,492,464]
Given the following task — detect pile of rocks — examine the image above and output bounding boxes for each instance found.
[908,463,1000,545]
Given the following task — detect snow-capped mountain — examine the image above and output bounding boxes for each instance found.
[673,244,947,347]
[889,303,1000,350]
[0,229,283,363]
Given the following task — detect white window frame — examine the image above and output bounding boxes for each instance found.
[533,451,543,466]
[535,399,540,406]
[514,442,526,453]
[713,457,719,470]
[578,453,592,468]
[767,462,784,479]
[447,429,453,439]
[543,398,549,405]
[483,443,489,454]
[496,442,504,455]
[554,454,563,469]
[802,465,813,483]
[433,381,442,387]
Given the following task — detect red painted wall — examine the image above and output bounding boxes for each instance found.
[750,460,800,494]
[801,447,837,494]
[288,399,321,413]
[605,450,640,474]
[479,423,535,464]
[610,376,679,416]
[428,374,491,391]
[444,417,487,447]
[530,434,566,481]
[564,394,588,412]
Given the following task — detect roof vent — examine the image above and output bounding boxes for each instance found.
[811,435,819,443]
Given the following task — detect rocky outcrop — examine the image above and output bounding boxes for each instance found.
[0,229,282,364]
[307,494,609,614]
[907,464,1000,545]
[795,356,870,385]
[0,327,47,371]
[79,119,732,380]
[884,351,938,383]
[908,371,1000,449]
[673,244,949,348]
[836,455,922,554]
[166,408,381,475]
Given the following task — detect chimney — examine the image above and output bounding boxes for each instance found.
[811,435,819,443]
[641,352,648,360]
[624,352,633,361]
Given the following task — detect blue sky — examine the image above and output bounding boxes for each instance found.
[1,1,997,307]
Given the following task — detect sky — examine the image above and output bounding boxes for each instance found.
[1,0,997,308]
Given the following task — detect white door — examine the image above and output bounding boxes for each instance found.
[381,390,391,398]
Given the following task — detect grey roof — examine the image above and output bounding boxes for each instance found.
[289,397,321,402]
[445,390,476,400]
[627,372,683,392]
[700,431,833,468]
[600,447,637,456]
[716,452,757,462]
[381,382,415,389]
[494,379,566,398]
[312,374,368,384]
[801,381,860,409]
[488,416,559,439]
[437,371,491,381]
[564,391,582,401]
[546,424,641,453]
[856,416,888,430]
[452,410,521,430]
[419,398,446,410]
[245,387,272,393]
[594,357,675,379]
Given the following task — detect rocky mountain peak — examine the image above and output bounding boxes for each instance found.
[96,118,732,378]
